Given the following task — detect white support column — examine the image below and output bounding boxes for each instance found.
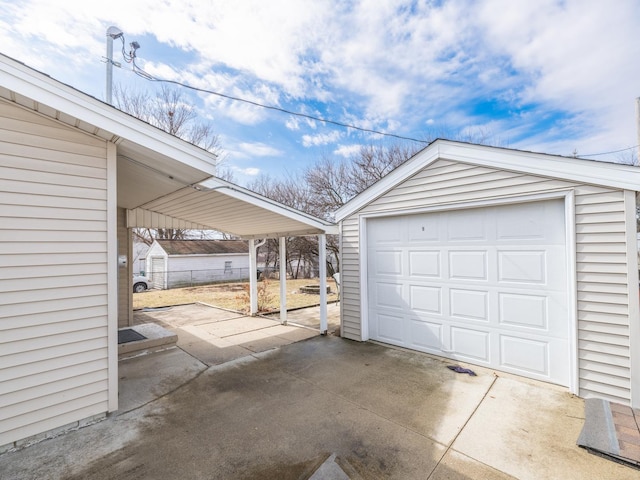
[318,234,328,335]
[279,237,287,325]
[249,239,258,315]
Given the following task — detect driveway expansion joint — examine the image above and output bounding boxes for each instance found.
[425,374,499,479]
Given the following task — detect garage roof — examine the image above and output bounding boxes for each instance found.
[335,139,640,221]
[0,53,336,239]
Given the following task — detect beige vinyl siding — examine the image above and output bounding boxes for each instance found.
[340,159,634,404]
[0,100,110,446]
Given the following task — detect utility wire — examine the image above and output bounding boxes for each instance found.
[121,38,637,156]
[579,145,639,157]
[127,54,429,143]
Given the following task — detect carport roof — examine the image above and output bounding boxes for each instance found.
[0,53,336,239]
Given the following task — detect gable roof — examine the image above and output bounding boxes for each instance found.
[156,239,248,255]
[334,139,640,221]
[0,53,337,239]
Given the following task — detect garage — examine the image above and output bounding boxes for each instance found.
[366,199,570,385]
[335,139,640,407]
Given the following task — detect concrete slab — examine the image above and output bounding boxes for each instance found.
[451,376,639,480]
[198,316,281,337]
[309,453,350,480]
[134,303,245,328]
[171,324,255,366]
[273,302,341,334]
[2,334,639,480]
[222,327,297,351]
[118,347,207,413]
[429,450,517,480]
[267,338,495,446]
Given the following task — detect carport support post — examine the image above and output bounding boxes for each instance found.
[279,237,287,325]
[319,234,328,335]
[249,239,258,315]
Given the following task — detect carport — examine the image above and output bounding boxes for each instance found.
[0,52,337,450]
[119,152,338,332]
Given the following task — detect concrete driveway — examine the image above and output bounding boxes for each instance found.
[1,314,637,479]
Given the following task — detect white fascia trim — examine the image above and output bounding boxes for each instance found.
[0,54,217,176]
[563,190,578,396]
[170,253,248,258]
[335,139,640,221]
[625,190,640,408]
[438,141,640,192]
[359,214,370,342]
[197,178,338,234]
[106,142,118,412]
[334,145,441,221]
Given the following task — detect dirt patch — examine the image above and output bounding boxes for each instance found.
[133,278,338,312]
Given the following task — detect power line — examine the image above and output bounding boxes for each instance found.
[579,145,639,157]
[127,55,429,144]
[120,38,638,156]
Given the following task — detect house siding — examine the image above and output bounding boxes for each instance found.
[145,241,250,289]
[340,159,635,404]
[0,100,110,445]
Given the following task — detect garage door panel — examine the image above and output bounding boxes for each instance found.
[368,217,403,243]
[498,293,548,330]
[409,319,442,350]
[449,289,489,321]
[408,250,441,277]
[374,282,404,309]
[499,335,549,375]
[375,312,404,343]
[446,210,487,241]
[409,285,441,314]
[374,250,403,276]
[497,250,546,283]
[451,327,490,361]
[407,214,440,242]
[449,250,488,280]
[367,198,570,387]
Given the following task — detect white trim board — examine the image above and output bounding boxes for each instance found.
[335,139,640,221]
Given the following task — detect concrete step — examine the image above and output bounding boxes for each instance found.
[118,323,177,359]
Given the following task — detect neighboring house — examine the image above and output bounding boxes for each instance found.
[335,139,640,408]
[132,239,149,275]
[0,53,336,450]
[146,239,249,289]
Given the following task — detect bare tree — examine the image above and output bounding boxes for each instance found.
[114,84,223,156]
[114,84,232,243]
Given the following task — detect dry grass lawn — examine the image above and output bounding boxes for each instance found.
[133,278,339,313]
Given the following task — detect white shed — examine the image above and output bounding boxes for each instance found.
[146,239,250,289]
[335,140,640,407]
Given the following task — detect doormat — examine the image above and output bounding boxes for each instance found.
[118,328,147,344]
[577,398,640,469]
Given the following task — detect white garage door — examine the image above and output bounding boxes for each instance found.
[366,199,570,385]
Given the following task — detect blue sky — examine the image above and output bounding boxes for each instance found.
[1,0,639,185]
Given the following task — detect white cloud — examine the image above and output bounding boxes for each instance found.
[234,167,261,176]
[236,142,282,157]
[2,0,639,165]
[333,144,362,157]
[301,130,342,147]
